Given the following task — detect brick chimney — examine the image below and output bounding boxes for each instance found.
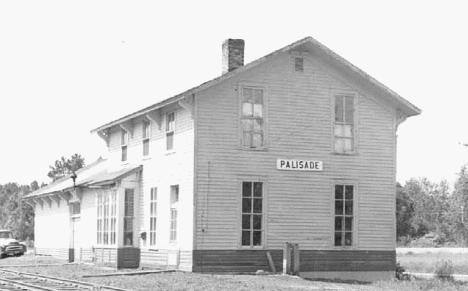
[222,39,245,74]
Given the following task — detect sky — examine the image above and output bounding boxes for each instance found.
[0,1,467,186]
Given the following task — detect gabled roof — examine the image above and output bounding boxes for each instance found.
[91,36,421,134]
[23,159,142,199]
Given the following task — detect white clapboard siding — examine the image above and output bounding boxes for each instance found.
[35,199,70,251]
[106,105,195,256]
[194,52,397,251]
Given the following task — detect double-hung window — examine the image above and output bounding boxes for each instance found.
[143,120,150,156]
[241,87,265,148]
[241,181,263,247]
[149,187,157,246]
[97,190,117,245]
[121,129,128,161]
[334,94,355,153]
[334,184,354,247]
[166,112,175,151]
[170,185,179,242]
[124,188,134,246]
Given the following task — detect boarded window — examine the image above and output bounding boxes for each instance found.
[124,188,134,246]
[143,120,150,156]
[149,187,157,246]
[170,185,179,242]
[70,203,80,217]
[97,190,117,245]
[241,181,263,247]
[242,88,265,148]
[334,95,355,153]
[294,57,304,72]
[334,185,354,247]
[166,112,175,151]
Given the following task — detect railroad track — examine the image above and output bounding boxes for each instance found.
[0,269,132,291]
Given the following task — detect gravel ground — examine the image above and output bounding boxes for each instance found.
[3,254,468,290]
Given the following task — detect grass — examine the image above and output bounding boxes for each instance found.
[1,254,468,290]
[397,252,468,275]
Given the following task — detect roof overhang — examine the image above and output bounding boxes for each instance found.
[22,159,142,206]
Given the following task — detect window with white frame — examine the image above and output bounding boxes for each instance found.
[124,188,134,246]
[121,129,128,161]
[143,120,150,156]
[97,190,117,245]
[241,181,263,247]
[241,87,265,148]
[334,94,355,153]
[334,184,354,247]
[149,187,157,246]
[166,112,175,151]
[170,185,179,242]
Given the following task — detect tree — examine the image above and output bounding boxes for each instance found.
[403,177,451,242]
[449,164,468,244]
[0,182,34,240]
[396,183,414,239]
[47,154,85,181]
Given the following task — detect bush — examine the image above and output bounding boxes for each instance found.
[435,259,454,280]
[396,262,410,280]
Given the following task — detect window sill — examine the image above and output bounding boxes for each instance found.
[238,147,269,152]
[332,151,358,156]
[333,246,357,250]
[165,151,176,156]
[142,156,151,161]
[239,246,265,250]
[94,245,117,249]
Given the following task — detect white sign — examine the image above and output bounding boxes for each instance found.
[277,159,323,171]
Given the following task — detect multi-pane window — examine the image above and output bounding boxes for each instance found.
[170,185,179,242]
[166,112,175,151]
[334,95,355,153]
[97,190,117,245]
[241,181,263,247]
[149,187,157,246]
[334,185,354,247]
[143,120,150,156]
[242,88,264,148]
[124,188,134,246]
[121,129,128,161]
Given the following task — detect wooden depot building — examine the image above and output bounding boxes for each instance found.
[23,36,420,281]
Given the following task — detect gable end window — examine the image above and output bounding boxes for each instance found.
[294,57,304,72]
[241,87,265,149]
[121,129,128,162]
[143,120,150,156]
[241,181,263,247]
[166,112,175,151]
[334,94,355,153]
[334,184,354,247]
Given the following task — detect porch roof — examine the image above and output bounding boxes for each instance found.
[23,159,142,199]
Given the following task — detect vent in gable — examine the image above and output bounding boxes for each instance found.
[294,57,304,72]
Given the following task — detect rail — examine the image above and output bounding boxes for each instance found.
[0,269,133,291]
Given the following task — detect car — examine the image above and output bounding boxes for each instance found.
[0,230,27,258]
